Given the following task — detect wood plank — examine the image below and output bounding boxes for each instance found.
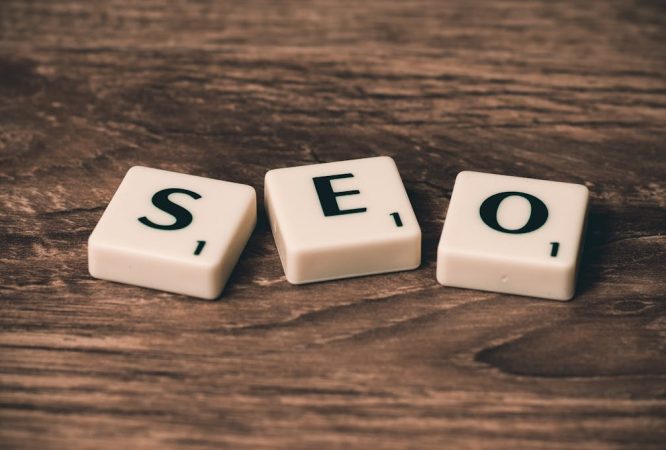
[1,1,665,448]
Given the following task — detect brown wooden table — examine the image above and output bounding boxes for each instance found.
[1,1,665,448]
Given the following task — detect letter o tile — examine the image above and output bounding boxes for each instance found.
[436,171,589,300]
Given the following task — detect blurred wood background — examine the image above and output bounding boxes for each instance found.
[1,1,665,448]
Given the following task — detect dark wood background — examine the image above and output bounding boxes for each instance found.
[1,1,665,448]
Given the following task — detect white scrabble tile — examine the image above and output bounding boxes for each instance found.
[88,166,256,299]
[265,156,421,284]
[436,171,589,301]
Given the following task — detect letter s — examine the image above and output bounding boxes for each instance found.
[138,188,202,230]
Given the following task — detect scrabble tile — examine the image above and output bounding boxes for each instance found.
[436,171,589,301]
[88,166,256,299]
[265,156,421,284]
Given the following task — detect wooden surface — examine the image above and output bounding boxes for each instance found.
[1,1,665,448]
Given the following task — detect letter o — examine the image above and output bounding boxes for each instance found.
[479,191,548,234]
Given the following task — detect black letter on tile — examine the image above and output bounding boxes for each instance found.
[138,188,202,230]
[313,173,367,217]
[479,191,548,234]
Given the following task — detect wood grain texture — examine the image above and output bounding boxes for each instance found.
[1,1,665,448]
